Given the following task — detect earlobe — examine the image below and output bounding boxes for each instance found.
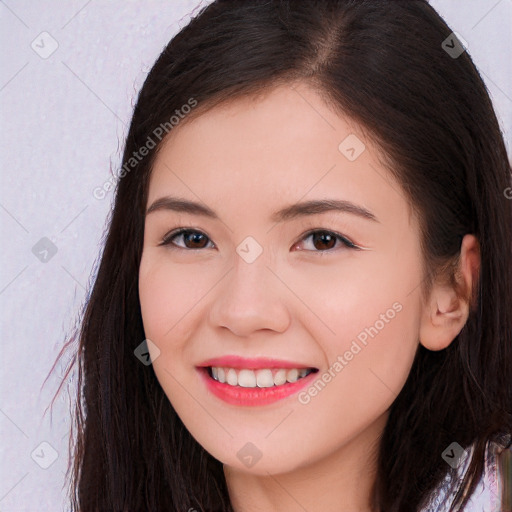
[419,234,480,352]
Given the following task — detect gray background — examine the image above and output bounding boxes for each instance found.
[0,1,510,510]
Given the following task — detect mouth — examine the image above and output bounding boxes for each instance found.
[196,358,319,406]
[206,366,317,387]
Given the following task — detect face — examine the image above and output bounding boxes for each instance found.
[138,82,425,476]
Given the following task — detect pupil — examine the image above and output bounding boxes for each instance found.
[314,232,335,250]
[186,232,206,248]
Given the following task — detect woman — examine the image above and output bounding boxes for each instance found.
[58,1,511,510]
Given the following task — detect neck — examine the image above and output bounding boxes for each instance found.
[223,412,386,512]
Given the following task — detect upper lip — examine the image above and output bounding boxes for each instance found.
[198,355,317,370]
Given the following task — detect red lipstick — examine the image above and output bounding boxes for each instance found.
[197,356,318,407]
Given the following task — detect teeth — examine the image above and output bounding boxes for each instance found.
[298,368,309,378]
[209,367,313,387]
[238,369,257,387]
[256,369,274,388]
[274,369,287,386]
[287,368,299,383]
[226,368,238,386]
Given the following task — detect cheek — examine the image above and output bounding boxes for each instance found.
[139,261,174,341]
[295,302,419,451]
[138,253,205,412]
[138,252,223,402]
[283,247,422,346]
[284,249,423,404]
[138,251,213,342]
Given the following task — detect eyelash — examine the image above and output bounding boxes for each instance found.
[158,228,361,253]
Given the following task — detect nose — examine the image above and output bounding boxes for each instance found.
[208,253,291,337]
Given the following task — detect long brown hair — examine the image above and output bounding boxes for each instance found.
[55,1,512,510]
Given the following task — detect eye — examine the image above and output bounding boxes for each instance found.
[293,229,359,252]
[159,228,360,252]
[159,228,215,250]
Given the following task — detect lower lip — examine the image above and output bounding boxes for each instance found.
[197,367,317,406]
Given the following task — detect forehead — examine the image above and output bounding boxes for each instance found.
[148,82,412,226]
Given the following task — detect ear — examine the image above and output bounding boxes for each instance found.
[419,234,480,351]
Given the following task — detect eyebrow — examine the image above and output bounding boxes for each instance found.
[146,196,378,223]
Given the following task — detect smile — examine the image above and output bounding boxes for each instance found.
[196,356,319,406]
[209,366,315,387]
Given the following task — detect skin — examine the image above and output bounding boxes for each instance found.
[138,81,480,512]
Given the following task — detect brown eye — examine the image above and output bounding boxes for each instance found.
[160,228,358,253]
[160,229,214,250]
[294,230,357,252]
[311,232,336,250]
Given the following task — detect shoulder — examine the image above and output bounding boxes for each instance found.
[418,432,511,512]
